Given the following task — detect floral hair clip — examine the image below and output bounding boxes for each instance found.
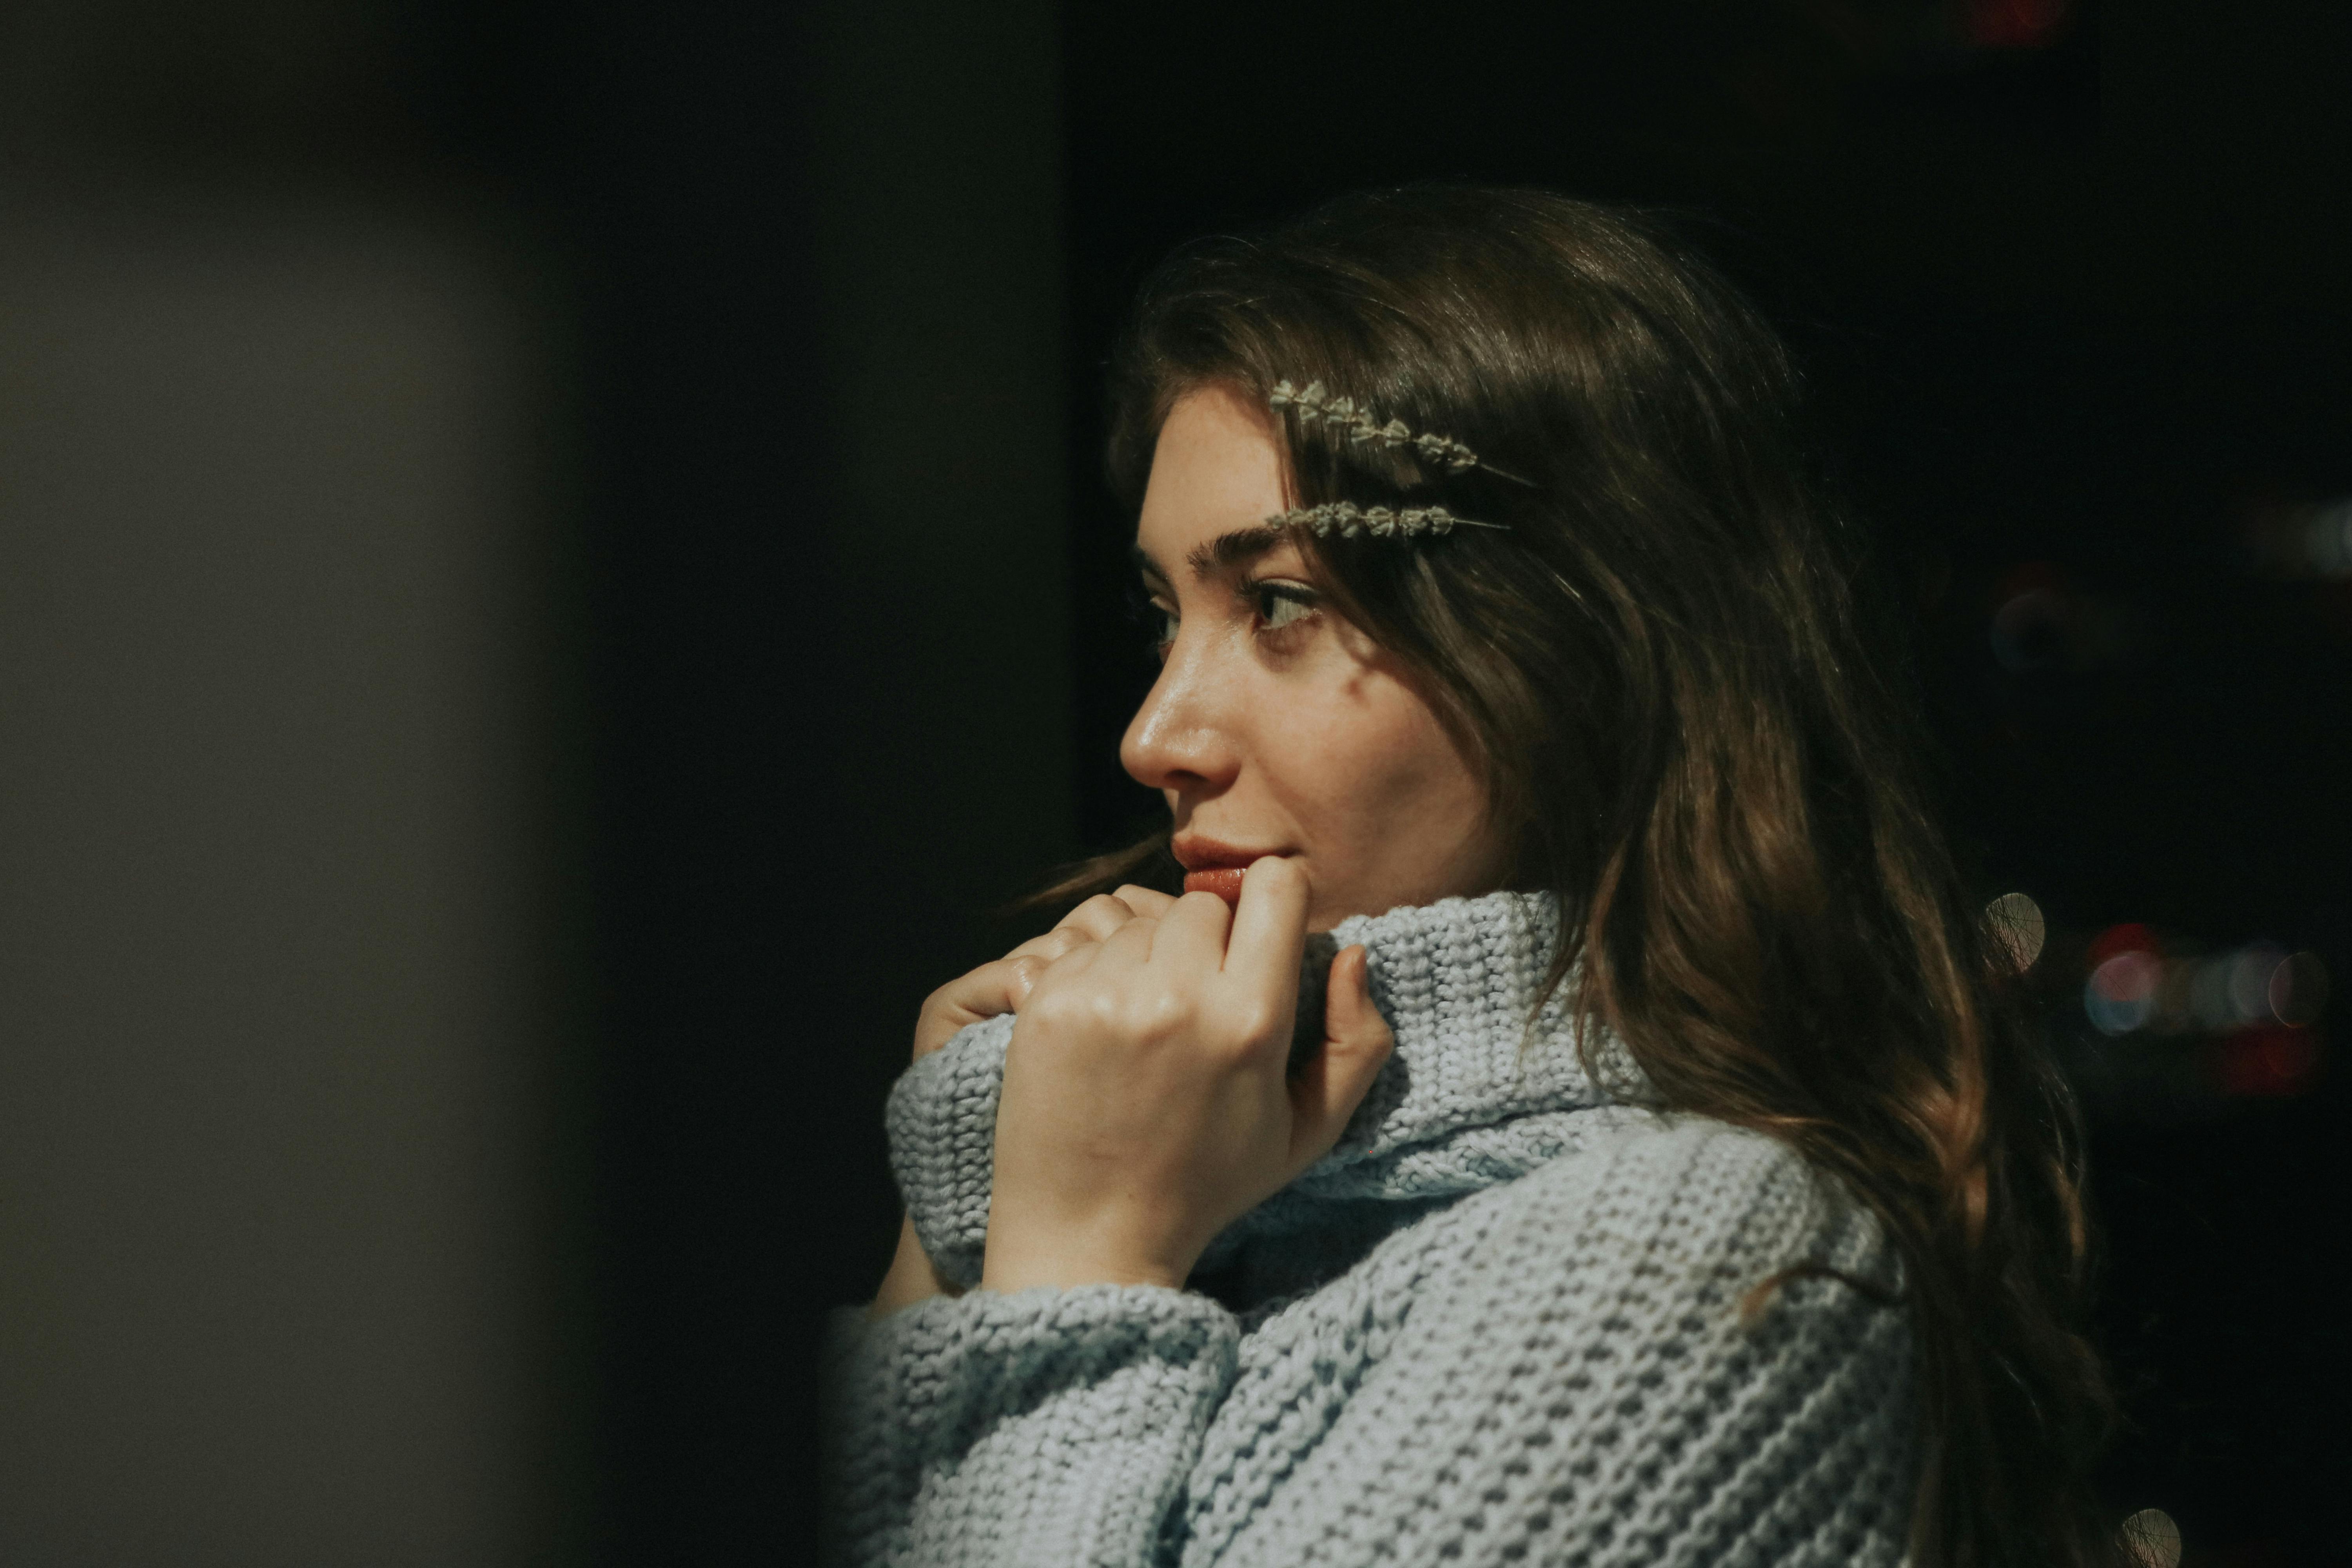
[1269,379,1532,487]
[1267,501,1505,538]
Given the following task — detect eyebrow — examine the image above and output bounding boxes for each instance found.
[1131,524,1289,586]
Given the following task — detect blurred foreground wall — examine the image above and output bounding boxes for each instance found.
[0,0,1076,1557]
[0,198,566,1561]
[0,4,575,1561]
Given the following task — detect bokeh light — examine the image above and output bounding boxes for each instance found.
[1985,891,2045,971]
[2305,498,2352,576]
[2268,950,2330,1026]
[2087,950,2162,1035]
[2088,922,2158,967]
[2073,922,2330,1100]
[2215,1026,2324,1098]
[2244,492,2352,579]
[1962,0,2074,51]
[1985,562,2141,673]
[1990,584,2068,672]
[2120,1508,2181,1568]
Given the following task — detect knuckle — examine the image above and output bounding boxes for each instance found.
[1094,989,1142,1035]
[1143,989,1193,1036]
[1024,982,1075,1021]
[1225,999,1284,1045]
[1094,986,1177,1046]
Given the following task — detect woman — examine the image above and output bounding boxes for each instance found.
[829,186,2113,1567]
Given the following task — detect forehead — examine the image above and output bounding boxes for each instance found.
[1134,386,1301,580]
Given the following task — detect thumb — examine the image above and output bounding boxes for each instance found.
[1288,944,1394,1167]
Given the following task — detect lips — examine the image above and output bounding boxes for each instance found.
[1172,836,1287,910]
[1183,867,1250,907]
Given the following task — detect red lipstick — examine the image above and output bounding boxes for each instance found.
[1183,867,1248,907]
[1172,835,1286,910]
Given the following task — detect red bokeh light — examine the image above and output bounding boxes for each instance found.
[2087,922,2160,969]
[1963,0,2072,50]
[2214,1026,2324,1098]
[1989,559,2067,610]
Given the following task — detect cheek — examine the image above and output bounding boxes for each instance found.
[1275,674,1480,834]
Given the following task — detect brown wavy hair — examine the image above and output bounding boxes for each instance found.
[1062,186,2115,1567]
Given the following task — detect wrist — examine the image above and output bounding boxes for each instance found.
[869,1214,958,1320]
[978,1215,1193,1294]
[978,1254,1189,1293]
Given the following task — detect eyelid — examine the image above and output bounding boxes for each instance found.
[1243,576,1321,635]
[1241,575,1318,599]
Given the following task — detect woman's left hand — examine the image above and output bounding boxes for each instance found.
[981,856,1395,1294]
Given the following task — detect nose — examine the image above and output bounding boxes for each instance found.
[1120,636,1241,800]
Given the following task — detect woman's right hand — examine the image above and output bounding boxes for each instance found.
[871,884,1178,1319]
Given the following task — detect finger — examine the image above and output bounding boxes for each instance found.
[1055,892,1143,945]
[1287,944,1394,1166]
[1095,910,1161,965]
[1006,925,1090,964]
[1223,855,1311,991]
[913,955,1036,1058]
[1149,887,1236,976]
[1111,884,1178,918]
[1004,953,1050,1009]
[1033,933,1101,984]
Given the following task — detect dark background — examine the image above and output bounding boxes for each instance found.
[1,2,2345,1564]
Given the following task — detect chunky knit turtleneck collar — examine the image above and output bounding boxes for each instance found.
[887,889,1649,1291]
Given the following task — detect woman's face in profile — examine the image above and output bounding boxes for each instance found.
[1123,385,1507,931]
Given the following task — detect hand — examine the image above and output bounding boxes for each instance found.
[981,856,1394,1294]
[908,886,1178,1061]
[871,884,1180,1319]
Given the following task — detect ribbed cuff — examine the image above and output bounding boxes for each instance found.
[885,1012,1012,1289]
[827,1284,1241,1568]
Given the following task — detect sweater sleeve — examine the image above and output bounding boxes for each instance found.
[827,1284,1241,1568]
[1186,1117,1919,1568]
[887,1012,1012,1290]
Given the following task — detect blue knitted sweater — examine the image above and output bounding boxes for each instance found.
[828,891,1918,1566]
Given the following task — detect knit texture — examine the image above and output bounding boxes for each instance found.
[831,891,1918,1566]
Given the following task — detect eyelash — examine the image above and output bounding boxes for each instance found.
[1134,579,1321,654]
[1247,581,1319,634]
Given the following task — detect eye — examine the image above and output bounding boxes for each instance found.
[1127,583,1179,653]
[1249,582,1319,634]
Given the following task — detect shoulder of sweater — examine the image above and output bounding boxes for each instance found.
[1479,1107,1904,1290]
